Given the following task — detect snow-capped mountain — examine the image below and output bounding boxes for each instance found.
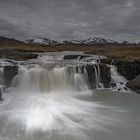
[25,36,118,46]
[25,38,58,46]
[59,40,81,44]
[81,37,117,44]
[59,37,117,45]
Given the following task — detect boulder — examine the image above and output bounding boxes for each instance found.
[126,75,140,93]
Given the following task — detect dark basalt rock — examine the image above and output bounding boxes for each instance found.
[0,50,38,61]
[126,75,140,93]
[99,64,111,88]
[63,55,91,60]
[3,66,18,88]
[110,82,117,88]
[85,64,111,89]
[85,65,96,89]
[100,58,112,65]
[101,58,140,81]
[115,60,140,80]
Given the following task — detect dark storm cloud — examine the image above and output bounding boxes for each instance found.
[0,0,140,42]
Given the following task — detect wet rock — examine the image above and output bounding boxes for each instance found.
[0,50,38,61]
[100,58,112,65]
[110,82,117,88]
[124,87,128,91]
[100,59,140,81]
[85,65,96,89]
[115,60,140,80]
[4,66,18,88]
[63,55,90,60]
[126,75,140,93]
[85,64,111,89]
[99,64,111,88]
[14,53,38,60]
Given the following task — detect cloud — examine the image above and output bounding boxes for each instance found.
[0,0,140,42]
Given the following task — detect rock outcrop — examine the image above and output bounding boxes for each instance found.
[101,58,140,81]
[115,60,140,80]
[99,64,111,88]
[63,55,91,60]
[85,64,111,89]
[126,75,140,93]
[85,65,96,89]
[3,66,18,88]
[0,50,38,61]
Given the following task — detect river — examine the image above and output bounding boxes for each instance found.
[0,52,139,140]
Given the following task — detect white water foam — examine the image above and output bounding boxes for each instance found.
[110,65,130,92]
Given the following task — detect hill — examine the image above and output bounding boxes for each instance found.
[0,36,140,61]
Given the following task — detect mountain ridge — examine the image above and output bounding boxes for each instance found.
[25,36,118,45]
[25,36,136,46]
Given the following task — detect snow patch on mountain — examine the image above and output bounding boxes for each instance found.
[25,38,58,46]
[25,36,118,46]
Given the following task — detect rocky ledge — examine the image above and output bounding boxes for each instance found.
[3,66,18,88]
[126,75,140,94]
[0,50,38,61]
[64,54,140,93]
[101,58,140,93]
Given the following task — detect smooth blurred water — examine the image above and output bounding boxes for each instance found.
[0,90,140,140]
[0,53,139,140]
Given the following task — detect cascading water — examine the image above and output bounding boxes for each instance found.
[110,65,129,92]
[93,64,104,89]
[0,53,139,140]
[12,64,89,94]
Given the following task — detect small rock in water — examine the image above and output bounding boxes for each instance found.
[124,87,128,91]
[118,88,121,91]
[110,82,117,88]
[120,82,124,85]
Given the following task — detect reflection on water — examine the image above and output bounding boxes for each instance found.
[0,90,140,140]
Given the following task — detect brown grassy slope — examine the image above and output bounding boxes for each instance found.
[0,36,57,52]
[53,43,140,60]
[0,37,140,60]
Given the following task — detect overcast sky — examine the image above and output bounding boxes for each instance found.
[0,0,140,42]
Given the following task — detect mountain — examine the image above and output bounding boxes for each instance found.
[81,37,117,44]
[25,36,119,46]
[25,38,58,46]
[59,40,81,44]
[58,37,118,45]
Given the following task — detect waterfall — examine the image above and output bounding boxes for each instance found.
[110,65,129,92]
[94,64,104,89]
[0,53,131,93]
[12,64,89,94]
